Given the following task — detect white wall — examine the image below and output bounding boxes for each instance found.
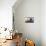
[41,0,46,46]
[0,0,16,30]
[13,0,41,46]
[0,0,46,46]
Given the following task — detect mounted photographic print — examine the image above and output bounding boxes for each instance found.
[25,17,34,23]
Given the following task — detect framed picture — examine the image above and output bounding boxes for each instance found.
[25,17,34,23]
